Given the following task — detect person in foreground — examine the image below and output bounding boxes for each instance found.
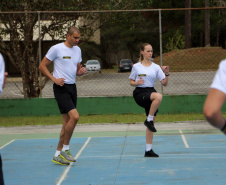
[39,26,86,165]
[0,53,8,185]
[203,59,226,134]
[129,43,169,157]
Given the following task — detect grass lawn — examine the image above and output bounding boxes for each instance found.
[1,113,226,127]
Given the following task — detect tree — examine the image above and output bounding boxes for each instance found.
[0,1,77,97]
[0,0,112,98]
[185,0,191,48]
[210,0,226,47]
[0,0,156,97]
[205,0,210,47]
[82,0,155,66]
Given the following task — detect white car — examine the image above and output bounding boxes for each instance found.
[85,60,101,73]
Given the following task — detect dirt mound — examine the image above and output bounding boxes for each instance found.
[154,47,226,72]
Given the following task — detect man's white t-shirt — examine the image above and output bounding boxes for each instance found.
[129,62,165,88]
[210,59,226,94]
[0,54,5,94]
[46,43,82,84]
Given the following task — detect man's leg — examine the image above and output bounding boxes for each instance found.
[57,114,70,151]
[59,109,79,162]
[52,114,70,165]
[63,109,79,145]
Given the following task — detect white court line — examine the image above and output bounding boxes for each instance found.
[179,129,189,148]
[0,140,15,150]
[56,137,91,185]
[78,153,226,158]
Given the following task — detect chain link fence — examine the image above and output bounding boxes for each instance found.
[0,8,226,99]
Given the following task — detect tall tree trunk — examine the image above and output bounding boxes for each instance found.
[215,9,221,47]
[185,0,191,48]
[216,31,220,46]
[200,33,204,47]
[205,0,210,47]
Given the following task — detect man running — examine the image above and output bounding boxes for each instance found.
[39,26,86,165]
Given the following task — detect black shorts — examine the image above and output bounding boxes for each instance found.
[53,83,77,114]
[133,87,158,116]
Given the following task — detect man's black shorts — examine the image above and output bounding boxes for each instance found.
[53,83,77,114]
[133,87,158,116]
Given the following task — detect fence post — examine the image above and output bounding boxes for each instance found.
[159,9,163,94]
[38,11,42,98]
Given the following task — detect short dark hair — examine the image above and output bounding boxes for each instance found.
[67,26,80,35]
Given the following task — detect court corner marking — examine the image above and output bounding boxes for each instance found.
[0,139,15,150]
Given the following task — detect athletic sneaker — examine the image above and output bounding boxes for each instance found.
[52,155,70,165]
[60,150,76,162]
[144,149,159,157]
[144,120,157,132]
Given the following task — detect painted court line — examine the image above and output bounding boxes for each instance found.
[114,123,130,185]
[0,140,15,149]
[179,129,189,148]
[56,137,91,185]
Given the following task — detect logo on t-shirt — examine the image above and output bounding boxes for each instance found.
[138,74,146,77]
[63,56,71,59]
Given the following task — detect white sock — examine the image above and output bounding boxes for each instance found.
[62,144,70,152]
[54,150,61,157]
[146,144,152,151]
[147,115,154,122]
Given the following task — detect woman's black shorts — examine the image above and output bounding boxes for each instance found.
[53,83,77,114]
[133,87,158,116]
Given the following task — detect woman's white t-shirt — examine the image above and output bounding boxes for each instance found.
[129,62,165,88]
[0,54,5,94]
[46,43,82,84]
[210,59,226,94]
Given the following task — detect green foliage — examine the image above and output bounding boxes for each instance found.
[164,30,185,52]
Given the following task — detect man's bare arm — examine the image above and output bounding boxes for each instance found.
[203,88,226,132]
[39,57,65,86]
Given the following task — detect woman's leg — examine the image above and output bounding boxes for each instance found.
[144,92,162,132]
[146,117,155,145]
[149,92,162,116]
[145,117,159,157]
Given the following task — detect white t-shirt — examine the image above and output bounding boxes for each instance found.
[129,62,165,88]
[46,43,82,84]
[210,59,226,94]
[0,54,5,94]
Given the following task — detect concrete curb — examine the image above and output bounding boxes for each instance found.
[0,121,217,135]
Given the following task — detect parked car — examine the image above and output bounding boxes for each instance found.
[85,60,101,73]
[118,59,133,72]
